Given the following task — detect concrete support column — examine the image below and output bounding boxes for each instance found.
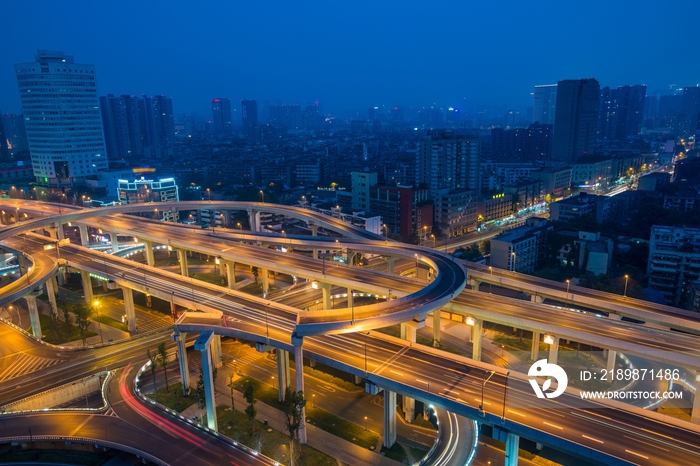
[347,288,354,308]
[548,337,560,365]
[347,251,357,266]
[247,209,260,233]
[469,279,481,291]
[505,432,520,466]
[261,268,269,297]
[56,265,66,286]
[691,372,700,424]
[17,254,28,276]
[177,249,189,277]
[46,276,59,316]
[606,350,617,376]
[531,332,540,361]
[143,240,155,267]
[122,287,136,332]
[277,348,290,402]
[0,253,6,268]
[175,332,190,395]
[80,270,94,304]
[400,321,417,422]
[402,395,416,424]
[309,224,319,236]
[383,389,397,448]
[432,310,441,347]
[109,232,119,253]
[471,319,483,361]
[400,322,417,343]
[25,291,42,339]
[79,225,89,246]
[317,282,332,309]
[211,335,222,368]
[385,256,396,274]
[225,261,236,289]
[56,223,65,240]
[530,294,544,303]
[194,332,218,431]
[292,334,307,444]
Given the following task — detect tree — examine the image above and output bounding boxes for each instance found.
[480,240,491,255]
[157,342,170,393]
[147,348,159,402]
[251,266,259,284]
[228,372,236,427]
[282,387,307,453]
[244,385,257,438]
[71,303,92,347]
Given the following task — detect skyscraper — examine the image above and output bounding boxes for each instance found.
[241,100,258,137]
[598,84,647,142]
[15,50,108,186]
[681,86,700,136]
[551,78,600,163]
[532,84,557,125]
[416,129,480,197]
[100,94,143,160]
[139,95,175,158]
[211,98,232,135]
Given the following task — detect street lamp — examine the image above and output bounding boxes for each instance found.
[510,252,516,272]
[364,416,367,431]
[206,188,211,202]
[489,266,493,293]
[623,274,629,298]
[312,393,316,407]
[8,305,19,327]
[237,222,242,230]
[382,224,387,238]
[431,234,435,247]
[480,370,495,411]
[93,300,104,345]
[260,190,265,203]
[265,303,270,343]
[566,279,570,304]
[364,332,370,377]
[482,443,499,466]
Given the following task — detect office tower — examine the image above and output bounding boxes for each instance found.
[15,50,108,186]
[598,85,647,142]
[532,84,557,125]
[269,104,301,128]
[682,86,700,136]
[551,78,600,163]
[416,129,480,197]
[241,100,258,137]
[1,114,28,154]
[100,94,143,160]
[139,95,175,158]
[211,98,232,135]
[648,226,700,308]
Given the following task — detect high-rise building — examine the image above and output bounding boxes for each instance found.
[211,98,232,135]
[100,94,143,160]
[681,86,700,136]
[0,113,8,160]
[139,95,175,158]
[551,78,600,163]
[241,100,258,137]
[532,84,557,125]
[415,129,480,197]
[648,226,700,308]
[15,50,108,186]
[1,114,28,154]
[598,85,647,142]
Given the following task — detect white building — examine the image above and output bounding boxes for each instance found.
[15,50,108,186]
[648,226,700,308]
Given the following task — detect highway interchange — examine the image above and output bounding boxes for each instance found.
[1,200,700,465]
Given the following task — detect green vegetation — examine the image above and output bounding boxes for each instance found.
[238,282,279,296]
[375,325,465,356]
[381,442,429,464]
[149,382,192,412]
[38,313,96,345]
[191,272,227,286]
[302,362,363,392]
[93,313,128,332]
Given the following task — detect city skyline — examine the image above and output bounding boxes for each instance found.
[2,1,700,117]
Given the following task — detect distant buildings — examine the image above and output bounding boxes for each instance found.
[241,100,258,137]
[491,217,551,273]
[1,113,28,155]
[598,85,646,143]
[369,184,433,242]
[530,166,572,198]
[555,230,614,276]
[648,226,700,308]
[351,171,377,211]
[551,78,600,163]
[211,98,232,135]
[490,123,552,161]
[117,177,179,221]
[532,84,557,125]
[571,157,613,190]
[15,50,108,187]
[681,86,700,136]
[415,129,480,197]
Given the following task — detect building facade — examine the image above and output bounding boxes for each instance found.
[416,129,480,198]
[551,78,600,163]
[648,226,700,308]
[211,98,232,135]
[15,50,108,186]
[532,84,557,125]
[491,217,552,273]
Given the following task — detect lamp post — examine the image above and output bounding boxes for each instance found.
[566,279,570,304]
[364,332,370,377]
[502,371,510,420]
[350,289,354,324]
[206,188,211,202]
[623,274,629,298]
[93,300,104,345]
[511,252,516,272]
[237,222,242,230]
[265,303,270,343]
[8,305,19,327]
[482,443,499,466]
[480,370,495,411]
[489,266,493,293]
[260,190,265,203]
[431,234,436,247]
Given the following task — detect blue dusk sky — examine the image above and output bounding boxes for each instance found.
[1,0,699,117]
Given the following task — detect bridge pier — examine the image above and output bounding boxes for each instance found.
[212,335,222,368]
[109,232,119,253]
[46,276,59,316]
[400,322,417,422]
[224,261,236,288]
[383,389,397,448]
[691,372,700,424]
[122,286,136,332]
[606,350,617,376]
[505,432,520,466]
[80,270,94,304]
[142,240,155,267]
[176,249,189,277]
[531,332,540,360]
[432,310,441,347]
[384,256,396,274]
[547,336,560,365]
[261,268,270,297]
[292,333,307,444]
[468,279,481,291]
[194,331,218,431]
[25,291,42,339]
[79,225,89,246]
[347,250,357,266]
[471,318,483,361]
[530,294,544,303]
[247,209,261,233]
[347,288,354,309]
[314,281,332,309]
[173,331,190,395]
[277,348,290,402]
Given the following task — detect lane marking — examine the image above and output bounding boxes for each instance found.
[624,450,649,460]
[69,415,94,437]
[543,421,563,430]
[624,435,669,452]
[582,435,604,444]
[507,409,525,417]
[473,398,491,406]
[389,370,404,377]
[641,427,674,440]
